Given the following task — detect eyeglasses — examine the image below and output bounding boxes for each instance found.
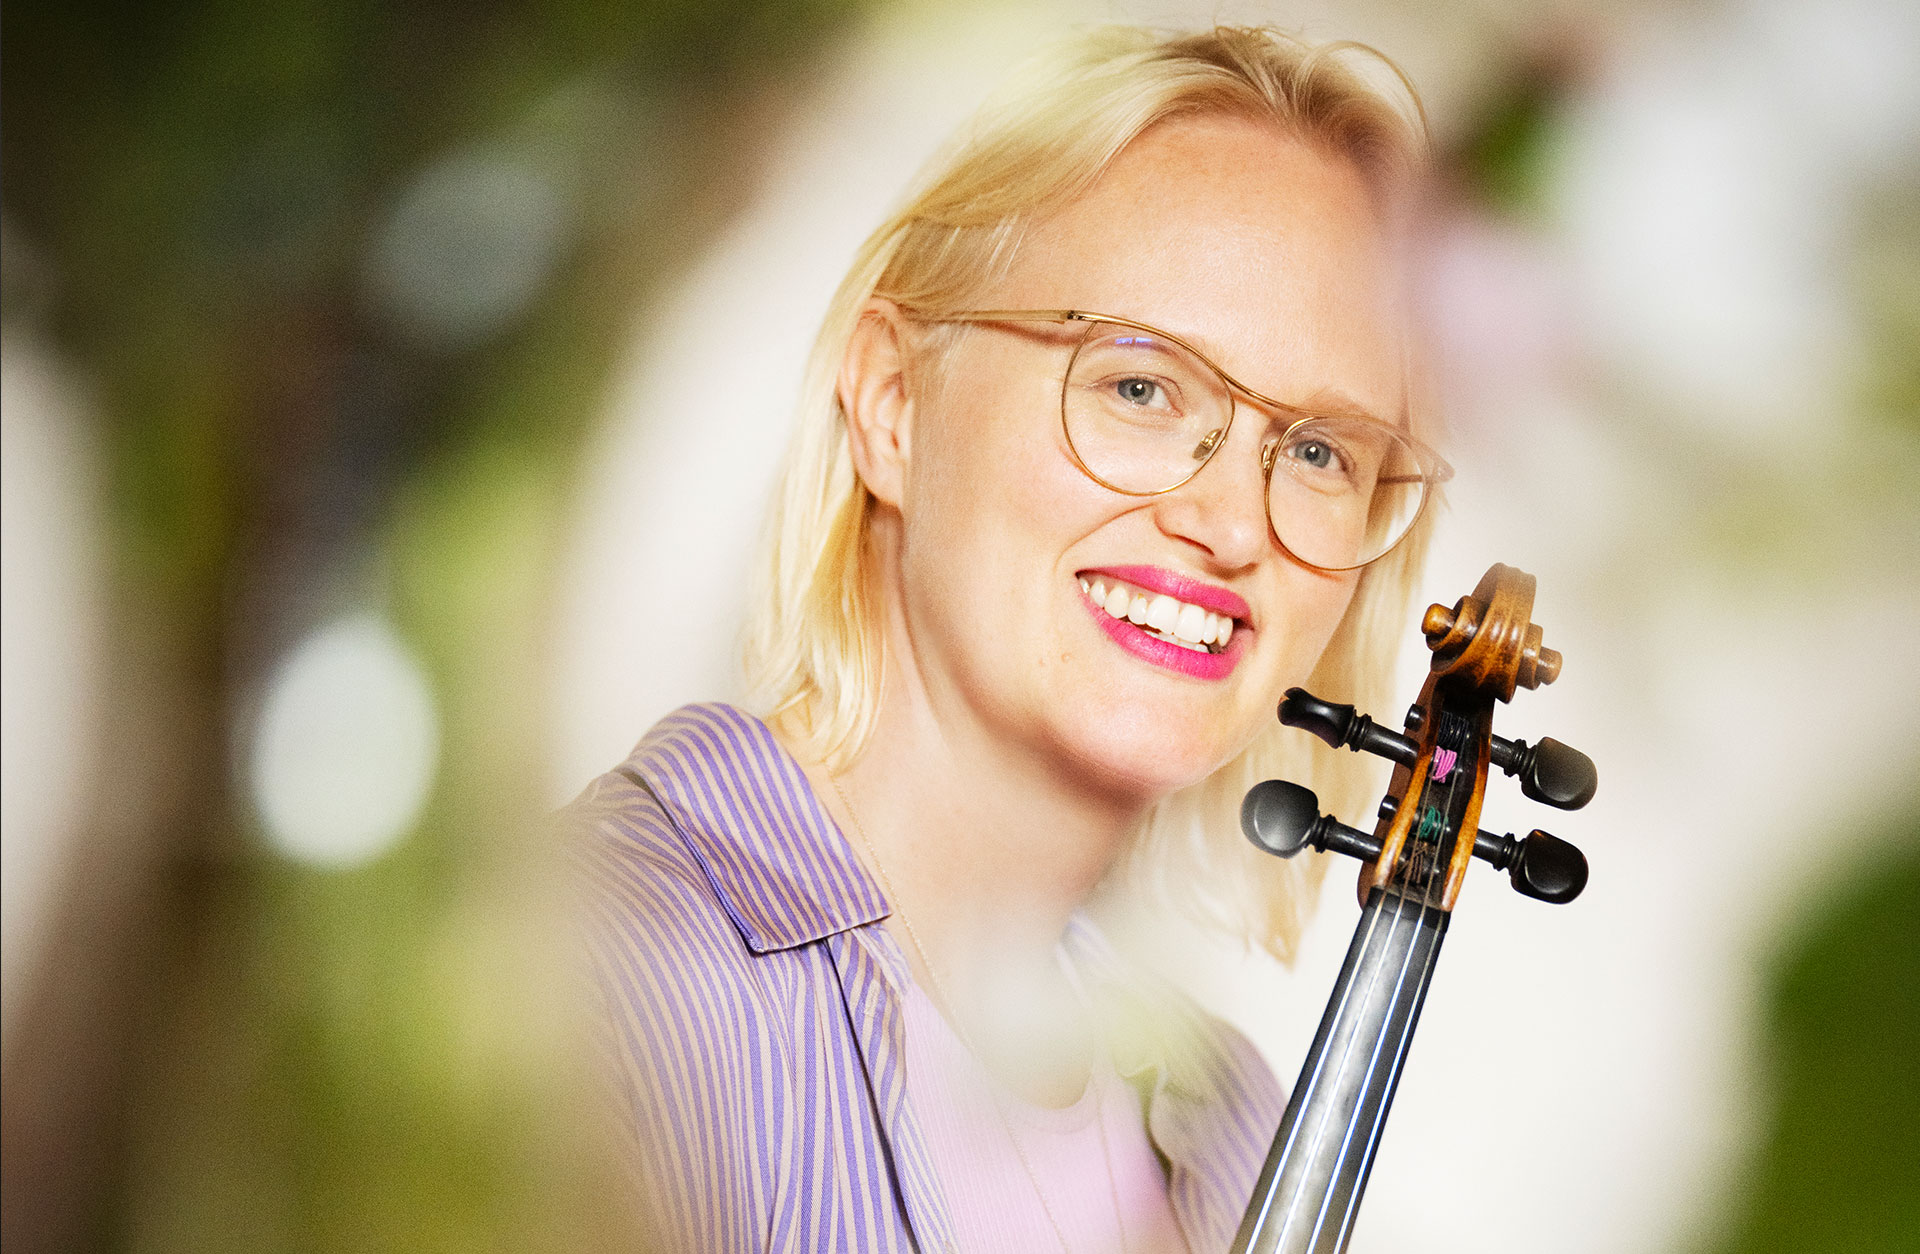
[911,309,1452,572]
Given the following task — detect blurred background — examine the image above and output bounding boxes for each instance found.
[3,0,1916,1251]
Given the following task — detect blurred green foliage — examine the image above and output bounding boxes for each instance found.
[2,0,870,1250]
[1454,64,1565,219]
[1709,829,1920,1254]
[1854,178,1920,438]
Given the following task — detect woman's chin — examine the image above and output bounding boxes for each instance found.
[1048,702,1246,805]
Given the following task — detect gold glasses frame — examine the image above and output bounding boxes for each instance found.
[909,308,1454,572]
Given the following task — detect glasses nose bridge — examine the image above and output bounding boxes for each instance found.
[1192,373,1286,495]
[1175,385,1283,543]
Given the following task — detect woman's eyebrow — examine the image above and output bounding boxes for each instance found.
[1293,385,1391,421]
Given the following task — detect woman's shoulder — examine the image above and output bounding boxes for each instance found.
[561,706,763,989]
[562,704,740,887]
[561,699,888,958]
[563,702,768,823]
[562,700,794,871]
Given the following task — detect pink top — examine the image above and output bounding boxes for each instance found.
[902,978,1191,1254]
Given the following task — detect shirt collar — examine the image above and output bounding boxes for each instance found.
[622,703,890,954]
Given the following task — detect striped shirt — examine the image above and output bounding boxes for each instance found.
[567,703,1283,1252]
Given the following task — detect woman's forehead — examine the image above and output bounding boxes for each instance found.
[992,115,1407,405]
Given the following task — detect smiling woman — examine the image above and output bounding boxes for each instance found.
[566,25,1439,1254]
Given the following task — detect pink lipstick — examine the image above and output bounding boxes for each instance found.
[1076,567,1250,681]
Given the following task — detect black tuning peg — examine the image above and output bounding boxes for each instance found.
[1278,689,1418,767]
[1242,780,1383,863]
[1489,735,1597,810]
[1471,828,1588,904]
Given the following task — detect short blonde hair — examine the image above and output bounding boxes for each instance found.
[743,25,1439,962]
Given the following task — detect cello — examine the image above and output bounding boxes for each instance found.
[1233,563,1598,1253]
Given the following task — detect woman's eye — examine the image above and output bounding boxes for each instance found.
[1114,378,1163,407]
[1288,438,1340,470]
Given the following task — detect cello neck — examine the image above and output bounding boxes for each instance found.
[1231,888,1449,1254]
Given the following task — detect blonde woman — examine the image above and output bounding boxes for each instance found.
[570,25,1445,1254]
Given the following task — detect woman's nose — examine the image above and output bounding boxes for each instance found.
[1149,416,1271,569]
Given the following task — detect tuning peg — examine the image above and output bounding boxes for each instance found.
[1278,689,1419,767]
[1471,828,1588,903]
[1489,735,1598,810]
[1242,780,1383,863]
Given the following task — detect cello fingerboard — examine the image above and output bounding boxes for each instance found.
[1230,888,1449,1254]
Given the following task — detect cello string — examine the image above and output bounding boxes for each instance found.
[1334,868,1448,1249]
[1320,829,1442,1244]
[1302,885,1431,1251]
[1268,885,1414,1250]
[1244,879,1399,1242]
[1345,715,1468,1244]
[1252,701,1477,1251]
[1279,888,1418,1253]
[1321,712,1467,1250]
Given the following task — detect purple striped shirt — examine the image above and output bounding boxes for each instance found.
[567,703,1283,1252]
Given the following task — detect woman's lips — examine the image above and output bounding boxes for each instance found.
[1077,583,1246,680]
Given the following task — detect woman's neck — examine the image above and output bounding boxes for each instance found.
[788,661,1147,1105]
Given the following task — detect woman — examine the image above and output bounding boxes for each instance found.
[570,25,1445,1254]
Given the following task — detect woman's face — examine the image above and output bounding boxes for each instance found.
[887,115,1409,802]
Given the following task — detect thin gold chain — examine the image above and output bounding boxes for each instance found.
[826,773,1132,1254]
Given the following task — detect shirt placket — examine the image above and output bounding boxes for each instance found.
[825,924,960,1253]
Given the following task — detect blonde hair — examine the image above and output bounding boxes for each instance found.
[743,25,1439,962]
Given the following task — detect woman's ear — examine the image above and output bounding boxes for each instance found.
[838,298,917,511]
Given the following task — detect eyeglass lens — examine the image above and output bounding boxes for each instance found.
[1062,322,1426,570]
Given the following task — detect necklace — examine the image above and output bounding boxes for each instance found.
[826,773,1131,1254]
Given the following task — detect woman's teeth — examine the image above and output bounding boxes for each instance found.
[1080,577,1235,653]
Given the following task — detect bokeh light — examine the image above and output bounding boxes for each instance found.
[364,145,573,352]
[246,612,439,867]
